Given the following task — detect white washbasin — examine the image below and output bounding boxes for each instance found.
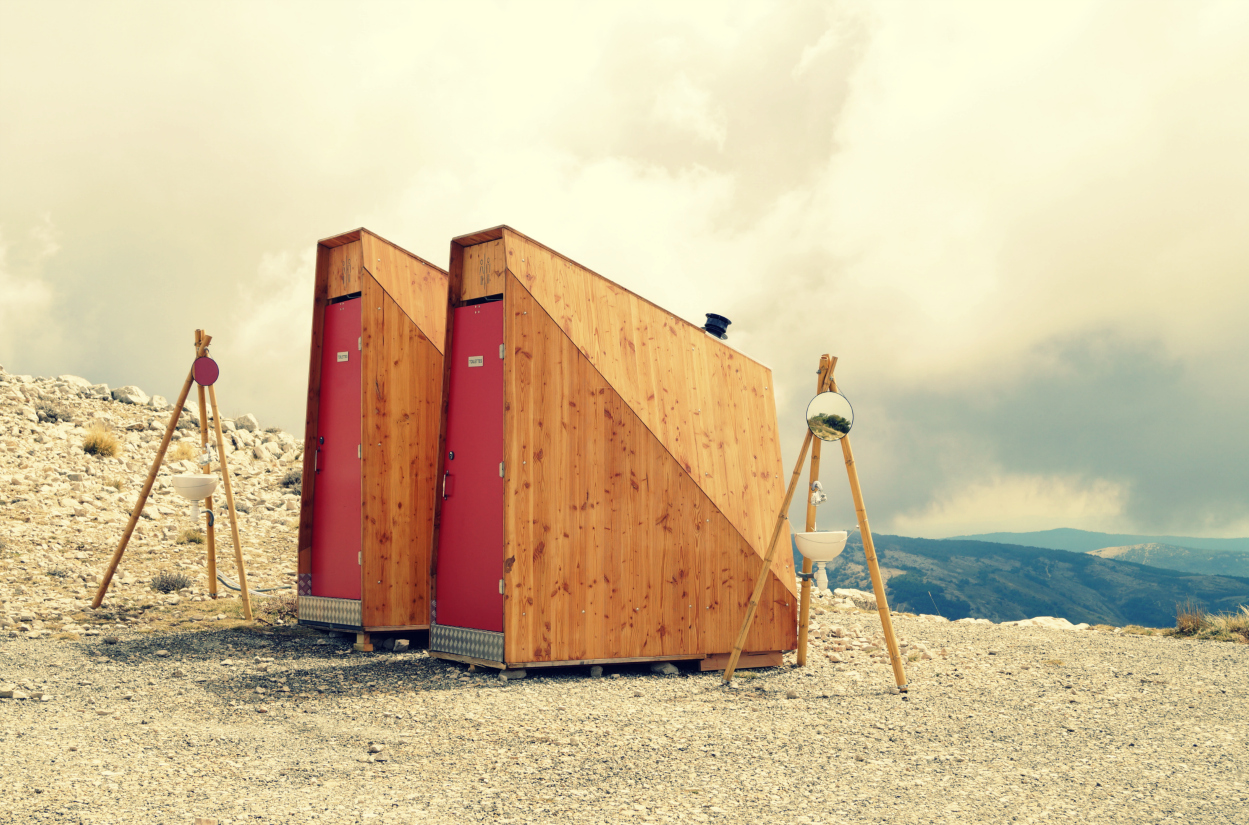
[794,530,849,562]
[171,473,218,501]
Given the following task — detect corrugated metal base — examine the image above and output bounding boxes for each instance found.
[430,623,505,662]
[298,596,362,630]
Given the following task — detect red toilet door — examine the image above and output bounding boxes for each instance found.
[311,297,362,600]
[435,302,505,631]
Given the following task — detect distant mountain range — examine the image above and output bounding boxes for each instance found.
[947,528,1249,577]
[948,528,1249,553]
[794,532,1249,628]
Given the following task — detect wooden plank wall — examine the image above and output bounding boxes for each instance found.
[360,230,450,350]
[501,229,794,593]
[460,239,507,302]
[503,276,795,663]
[297,243,335,577]
[361,274,443,628]
[327,240,362,299]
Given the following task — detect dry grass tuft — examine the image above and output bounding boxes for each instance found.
[82,423,120,458]
[176,528,205,545]
[150,569,194,593]
[256,591,298,625]
[103,476,125,491]
[167,440,198,462]
[1182,604,1249,644]
[1175,601,1206,636]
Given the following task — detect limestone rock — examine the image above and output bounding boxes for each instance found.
[111,386,150,406]
[236,413,260,432]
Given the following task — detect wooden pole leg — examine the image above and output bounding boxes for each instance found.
[354,632,373,652]
[723,431,814,684]
[93,366,196,609]
[724,361,836,684]
[207,383,252,620]
[797,355,832,667]
[836,426,908,691]
[195,380,218,600]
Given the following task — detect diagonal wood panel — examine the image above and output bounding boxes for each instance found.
[360,230,450,353]
[503,276,795,664]
[501,229,794,594]
[361,274,443,628]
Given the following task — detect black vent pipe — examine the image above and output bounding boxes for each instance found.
[702,313,731,340]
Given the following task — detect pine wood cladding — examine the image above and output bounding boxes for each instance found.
[498,228,794,595]
[501,278,795,663]
[300,228,448,631]
[361,275,443,628]
[460,239,507,302]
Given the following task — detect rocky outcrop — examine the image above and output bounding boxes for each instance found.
[0,363,302,639]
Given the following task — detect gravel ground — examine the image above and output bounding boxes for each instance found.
[2,607,1245,825]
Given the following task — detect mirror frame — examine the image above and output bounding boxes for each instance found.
[805,390,854,441]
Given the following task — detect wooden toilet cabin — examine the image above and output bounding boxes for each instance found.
[296,228,448,636]
[429,226,797,670]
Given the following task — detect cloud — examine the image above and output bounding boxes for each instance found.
[890,472,1128,538]
[0,217,57,367]
[1,0,1247,537]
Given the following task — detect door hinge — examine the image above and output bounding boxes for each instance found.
[358,336,361,351]
[499,462,504,477]
[358,444,362,459]
[358,551,362,565]
[499,579,505,595]
[499,344,505,359]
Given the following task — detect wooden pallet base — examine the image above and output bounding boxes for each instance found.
[699,651,783,672]
[431,650,774,671]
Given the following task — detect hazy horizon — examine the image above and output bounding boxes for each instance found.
[3,1,1247,539]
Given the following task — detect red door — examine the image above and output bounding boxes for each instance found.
[435,302,505,631]
[311,298,361,599]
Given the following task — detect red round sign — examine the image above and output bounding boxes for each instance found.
[193,356,220,386]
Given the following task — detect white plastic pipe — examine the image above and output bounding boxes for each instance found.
[814,563,829,592]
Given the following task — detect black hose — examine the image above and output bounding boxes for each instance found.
[216,574,291,593]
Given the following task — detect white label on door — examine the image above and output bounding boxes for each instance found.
[468,355,484,367]
[337,352,349,362]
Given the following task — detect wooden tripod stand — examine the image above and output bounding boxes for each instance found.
[92,330,253,619]
[722,354,908,691]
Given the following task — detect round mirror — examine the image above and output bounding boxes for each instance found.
[806,391,853,441]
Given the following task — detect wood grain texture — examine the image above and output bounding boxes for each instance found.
[327,240,362,299]
[319,229,362,248]
[452,226,505,247]
[298,243,333,576]
[361,274,443,628]
[500,228,794,595]
[360,230,449,352]
[502,276,795,664]
[699,650,782,671]
[460,239,506,302]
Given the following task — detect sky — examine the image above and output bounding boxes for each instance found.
[2,0,1247,539]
